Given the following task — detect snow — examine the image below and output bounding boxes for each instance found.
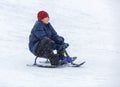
[0,0,120,87]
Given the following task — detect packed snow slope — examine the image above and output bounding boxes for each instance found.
[0,0,120,87]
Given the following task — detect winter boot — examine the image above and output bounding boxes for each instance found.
[48,53,60,65]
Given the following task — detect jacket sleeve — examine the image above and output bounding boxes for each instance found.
[50,24,64,44]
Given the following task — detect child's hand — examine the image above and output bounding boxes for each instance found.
[56,36,64,44]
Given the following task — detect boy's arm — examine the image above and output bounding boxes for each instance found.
[50,24,64,44]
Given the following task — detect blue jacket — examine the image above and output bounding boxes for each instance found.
[29,21,63,55]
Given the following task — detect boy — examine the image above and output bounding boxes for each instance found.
[29,11,69,65]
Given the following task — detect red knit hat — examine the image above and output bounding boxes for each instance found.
[37,11,49,21]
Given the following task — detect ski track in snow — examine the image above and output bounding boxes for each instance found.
[0,0,120,87]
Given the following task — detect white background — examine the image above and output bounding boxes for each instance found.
[0,0,120,87]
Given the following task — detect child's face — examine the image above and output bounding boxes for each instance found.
[41,17,49,24]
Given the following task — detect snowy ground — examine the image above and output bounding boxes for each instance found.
[0,0,120,87]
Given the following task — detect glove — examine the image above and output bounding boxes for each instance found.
[62,43,69,49]
[57,43,69,51]
[56,36,64,44]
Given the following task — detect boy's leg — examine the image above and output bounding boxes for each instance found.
[57,49,65,58]
[36,37,60,65]
[48,53,60,65]
[36,37,53,57]
[57,43,69,58]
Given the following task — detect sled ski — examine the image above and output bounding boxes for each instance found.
[27,50,85,68]
[27,61,85,68]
